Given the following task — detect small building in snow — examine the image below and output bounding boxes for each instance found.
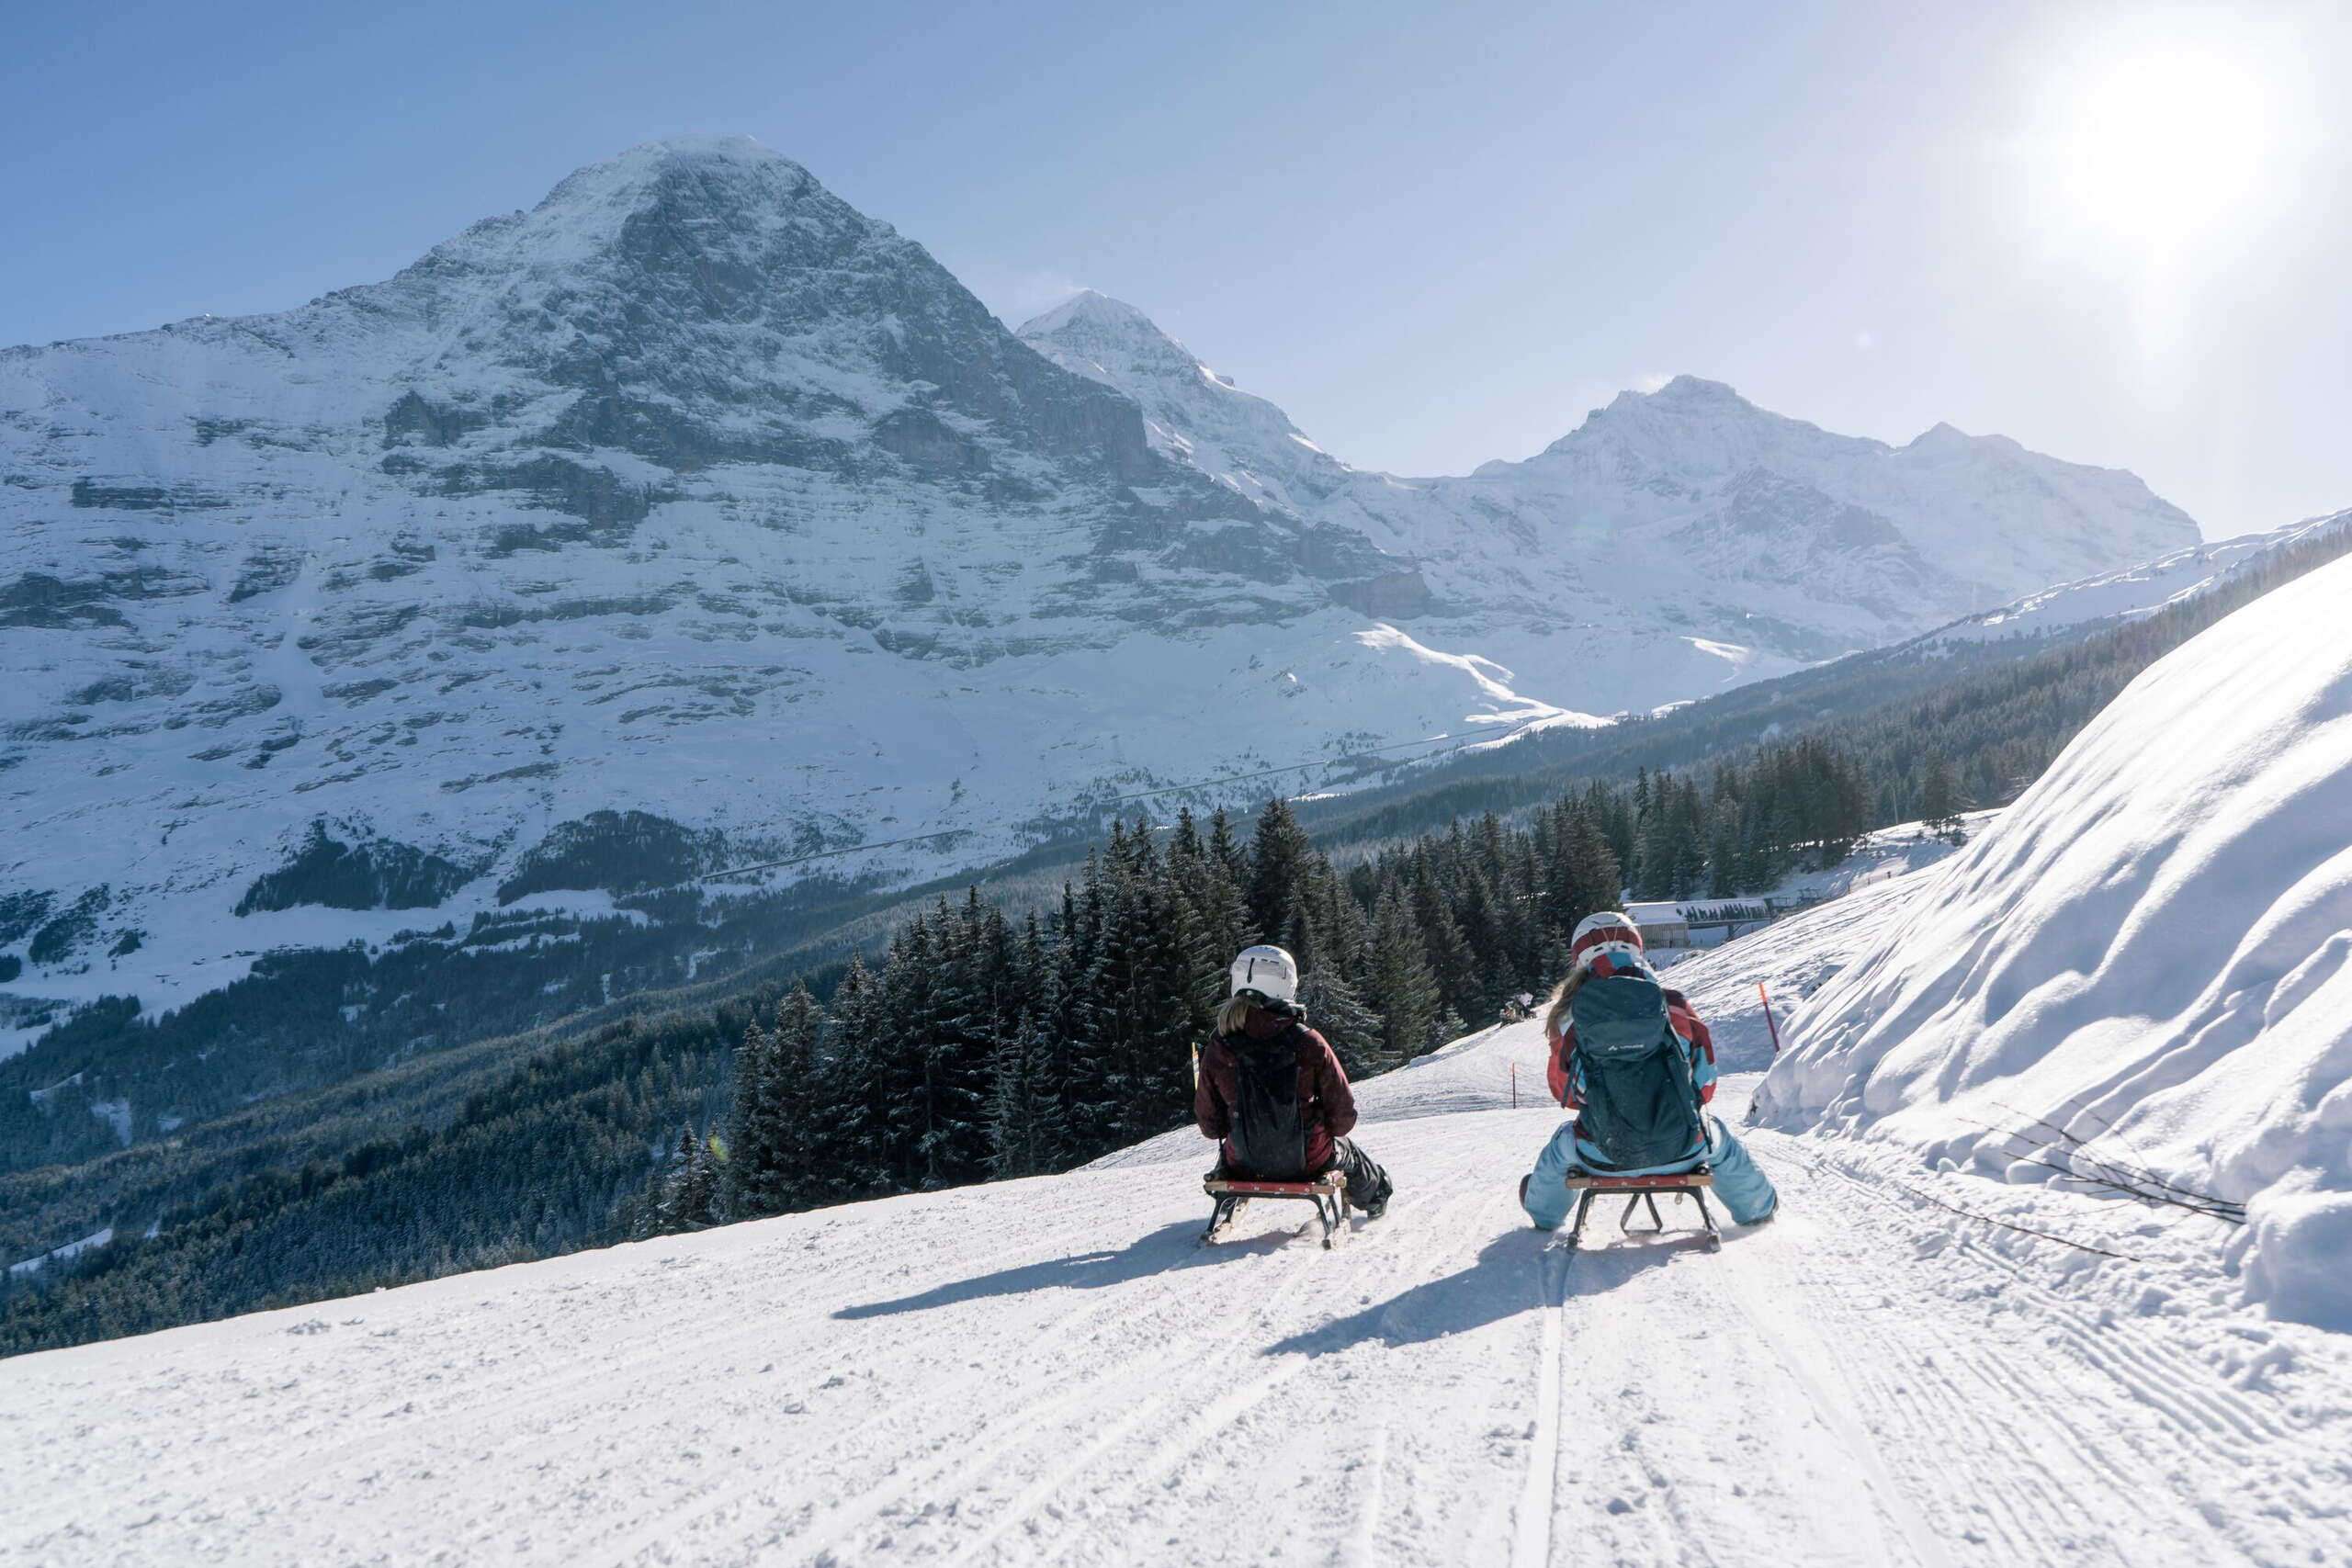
[1624,902,1691,949]
[1627,900,1773,952]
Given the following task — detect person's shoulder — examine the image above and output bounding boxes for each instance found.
[1662,987,1696,1008]
[1294,1021,1335,1055]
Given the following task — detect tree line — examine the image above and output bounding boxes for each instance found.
[641,734,1880,1232]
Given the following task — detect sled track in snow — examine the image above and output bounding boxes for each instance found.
[1511,1247,1567,1568]
[7,1057,2352,1568]
[1763,1134,2341,1564]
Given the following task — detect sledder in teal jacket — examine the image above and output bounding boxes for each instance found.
[1520,912,1778,1230]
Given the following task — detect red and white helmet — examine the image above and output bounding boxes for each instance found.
[1580,940,1652,982]
[1569,910,1643,964]
[1229,944,1299,1004]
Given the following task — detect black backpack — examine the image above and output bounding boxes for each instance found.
[1225,1029,1308,1179]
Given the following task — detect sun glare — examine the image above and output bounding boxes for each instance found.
[2025,24,2303,267]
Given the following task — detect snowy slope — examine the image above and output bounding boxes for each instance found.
[1658,874,1948,1072]
[6,1022,2350,1566]
[1755,549,2352,1331]
[1929,508,2352,646]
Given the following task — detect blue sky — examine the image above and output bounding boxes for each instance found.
[6,0,2345,536]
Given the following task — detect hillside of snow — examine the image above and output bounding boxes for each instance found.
[7,1012,2351,1566]
[1928,508,2352,647]
[1755,549,2352,1332]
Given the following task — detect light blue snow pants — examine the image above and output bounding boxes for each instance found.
[1521,1115,1779,1229]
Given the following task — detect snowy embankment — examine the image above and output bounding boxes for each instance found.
[1755,549,2352,1333]
[1649,814,1996,1072]
[8,1011,2352,1564]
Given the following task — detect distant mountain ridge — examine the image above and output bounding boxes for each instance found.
[1019,292,2199,654]
[1,138,2197,1025]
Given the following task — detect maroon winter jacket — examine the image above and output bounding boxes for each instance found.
[1193,1008,1358,1176]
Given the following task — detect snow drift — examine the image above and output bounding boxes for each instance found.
[1754,551,2352,1330]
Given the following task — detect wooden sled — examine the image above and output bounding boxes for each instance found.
[1202,1170,1349,1248]
[1555,1166,1721,1253]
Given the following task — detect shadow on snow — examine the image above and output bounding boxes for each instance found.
[832,1208,1720,1344]
[1264,1225,1715,1356]
[832,1219,1276,1319]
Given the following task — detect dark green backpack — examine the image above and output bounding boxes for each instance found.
[1568,947,1705,1169]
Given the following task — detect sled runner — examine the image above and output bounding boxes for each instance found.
[1202,1170,1349,1248]
[1554,1166,1721,1253]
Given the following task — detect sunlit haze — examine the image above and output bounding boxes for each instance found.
[4,0,2345,536]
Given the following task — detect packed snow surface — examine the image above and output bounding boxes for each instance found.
[1757,550,2352,1332]
[7,1018,2352,1566]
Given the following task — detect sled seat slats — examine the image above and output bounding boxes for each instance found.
[1204,1175,1346,1198]
[1563,1169,1713,1190]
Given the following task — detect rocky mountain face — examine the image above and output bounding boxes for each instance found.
[1,140,2199,1026]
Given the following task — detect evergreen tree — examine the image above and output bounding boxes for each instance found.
[815,953,888,1202]
[1920,752,1962,837]
[985,1009,1063,1180]
[1363,879,1440,1070]
[727,984,824,1218]
[1207,807,1254,926]
[719,1016,775,1221]
[653,1121,718,1233]
[1247,797,1313,949]
[1407,843,1476,1015]
[1672,779,1711,897]
[1559,807,1623,936]
[1297,964,1384,1075]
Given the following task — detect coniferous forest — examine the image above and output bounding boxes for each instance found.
[639,739,1870,1235]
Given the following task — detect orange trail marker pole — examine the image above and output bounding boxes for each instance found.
[1510,1062,1519,1108]
[1758,982,1784,1056]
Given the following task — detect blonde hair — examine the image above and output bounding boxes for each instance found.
[1216,995,1255,1036]
[1542,966,1589,1042]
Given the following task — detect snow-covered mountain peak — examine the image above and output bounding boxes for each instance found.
[535,133,820,208]
[1897,420,2030,461]
[1019,290,1239,391]
[392,136,848,286]
[1020,290,2199,657]
[1541,375,1860,464]
[1018,293,1351,510]
[1017,288,1158,338]
[1640,373,1751,409]
[3,142,1463,1011]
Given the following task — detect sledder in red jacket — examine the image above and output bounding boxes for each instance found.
[1193,944,1393,1218]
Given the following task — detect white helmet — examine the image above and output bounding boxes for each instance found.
[1229,944,1299,1004]
[1571,910,1643,962]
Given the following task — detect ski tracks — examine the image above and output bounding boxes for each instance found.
[1771,1135,2350,1567]
[827,1134,1536,1568]
[1510,1246,1567,1568]
[1519,1127,2352,1568]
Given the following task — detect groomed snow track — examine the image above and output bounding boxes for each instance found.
[5,1025,2349,1567]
